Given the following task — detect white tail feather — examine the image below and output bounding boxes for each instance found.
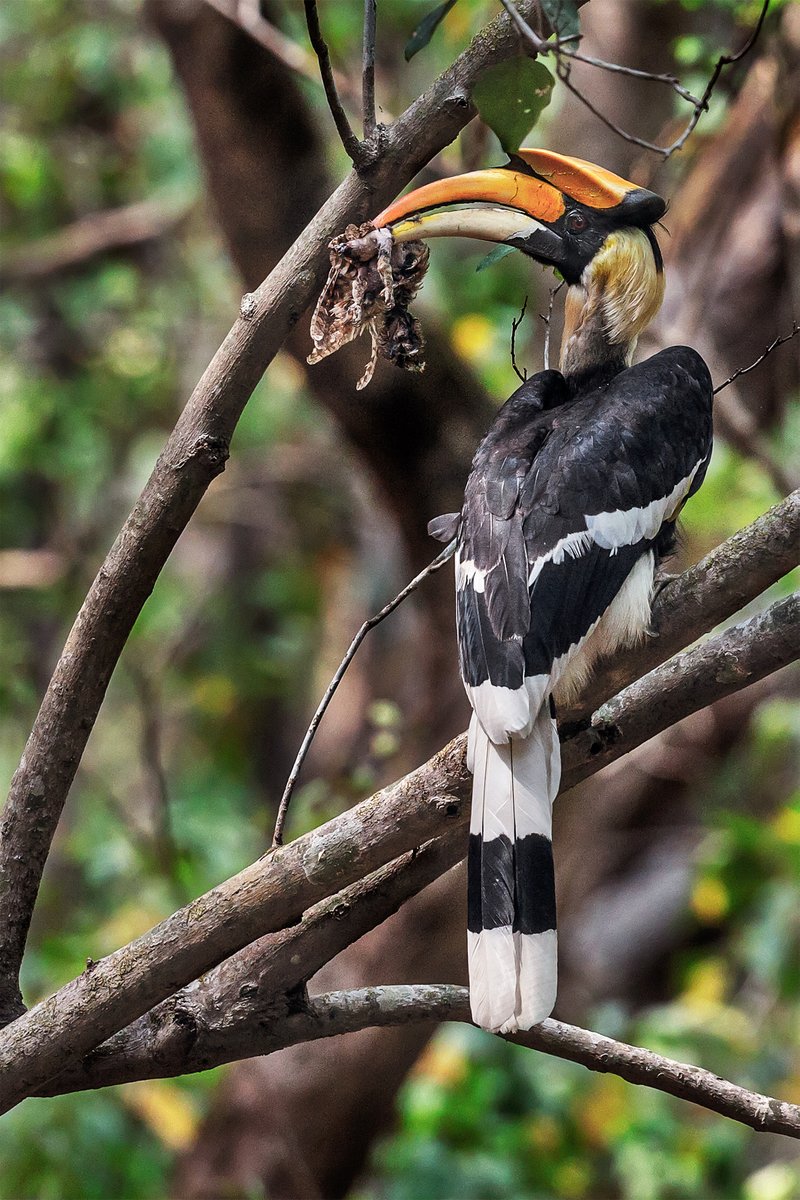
[468,705,560,1033]
[468,929,517,1031]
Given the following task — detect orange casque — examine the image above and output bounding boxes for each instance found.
[373,149,640,229]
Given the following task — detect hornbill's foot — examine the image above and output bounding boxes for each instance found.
[646,571,680,636]
[652,570,679,602]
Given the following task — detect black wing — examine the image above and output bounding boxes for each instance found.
[455,347,713,735]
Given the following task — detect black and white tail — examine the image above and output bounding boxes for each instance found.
[466,703,561,1033]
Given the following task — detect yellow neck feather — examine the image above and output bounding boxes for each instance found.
[560,228,665,377]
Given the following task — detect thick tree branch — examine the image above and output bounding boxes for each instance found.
[0,0,548,1027]
[0,750,471,1114]
[0,501,795,1112]
[36,831,466,1095]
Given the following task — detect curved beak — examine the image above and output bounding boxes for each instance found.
[373,149,666,271]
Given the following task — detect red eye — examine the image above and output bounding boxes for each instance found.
[566,211,587,233]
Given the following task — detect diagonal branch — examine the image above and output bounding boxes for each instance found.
[0,0,548,1028]
[36,831,467,1095]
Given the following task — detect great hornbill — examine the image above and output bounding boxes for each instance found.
[371,150,713,1034]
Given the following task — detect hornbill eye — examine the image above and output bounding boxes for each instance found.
[566,210,588,233]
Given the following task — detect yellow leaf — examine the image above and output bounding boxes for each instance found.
[191,673,237,718]
[451,313,494,364]
[690,876,729,924]
[681,958,729,1013]
[573,1074,629,1146]
[122,1080,199,1151]
[772,806,800,845]
[526,1114,560,1153]
[412,1038,468,1088]
[744,1163,800,1200]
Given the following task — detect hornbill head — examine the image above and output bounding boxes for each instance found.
[373,149,668,371]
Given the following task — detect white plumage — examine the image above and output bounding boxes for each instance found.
[468,705,560,1033]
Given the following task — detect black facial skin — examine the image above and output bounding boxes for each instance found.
[503,155,666,284]
[507,200,665,286]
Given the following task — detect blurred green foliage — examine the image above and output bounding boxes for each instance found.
[0,0,798,1198]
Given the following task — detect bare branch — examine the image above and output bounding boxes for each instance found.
[0,0,548,1026]
[272,538,456,846]
[362,0,378,138]
[0,746,472,1114]
[713,321,800,394]
[36,831,466,1095]
[510,294,528,383]
[303,0,364,166]
[283,986,800,1139]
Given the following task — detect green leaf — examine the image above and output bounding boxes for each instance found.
[475,244,516,272]
[404,0,459,61]
[472,58,555,156]
[540,0,580,40]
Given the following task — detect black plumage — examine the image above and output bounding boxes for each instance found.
[454,346,713,691]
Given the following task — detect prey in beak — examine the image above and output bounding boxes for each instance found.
[307,150,668,385]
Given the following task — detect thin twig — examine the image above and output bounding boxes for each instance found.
[303,0,364,166]
[271,539,456,847]
[564,50,701,105]
[500,0,771,160]
[662,0,772,158]
[540,279,563,370]
[713,321,800,394]
[510,294,528,382]
[362,0,378,138]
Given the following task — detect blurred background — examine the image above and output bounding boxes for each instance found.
[1,0,799,1196]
